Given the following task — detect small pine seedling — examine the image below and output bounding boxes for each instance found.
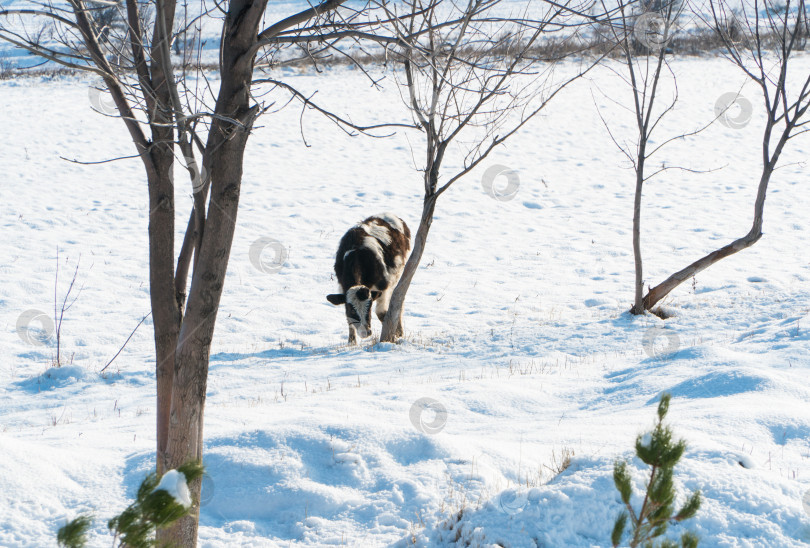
[57,461,204,548]
[611,393,702,548]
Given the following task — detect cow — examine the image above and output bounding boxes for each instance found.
[327,213,411,344]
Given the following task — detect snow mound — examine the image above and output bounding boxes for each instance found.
[16,365,86,391]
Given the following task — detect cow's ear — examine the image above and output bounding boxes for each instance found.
[327,294,346,305]
[370,290,382,301]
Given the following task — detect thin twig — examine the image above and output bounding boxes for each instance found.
[101,312,151,372]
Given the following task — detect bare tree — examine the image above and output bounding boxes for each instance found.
[594,0,701,315]
[371,0,596,342]
[641,0,810,310]
[53,249,85,367]
[1,0,393,544]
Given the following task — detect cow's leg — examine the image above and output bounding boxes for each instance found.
[348,324,357,345]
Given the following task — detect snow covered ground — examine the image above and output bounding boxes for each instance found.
[1,54,810,547]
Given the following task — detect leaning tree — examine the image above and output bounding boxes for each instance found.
[1,0,397,543]
[639,0,810,310]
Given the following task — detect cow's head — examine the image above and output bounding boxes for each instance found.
[327,285,381,338]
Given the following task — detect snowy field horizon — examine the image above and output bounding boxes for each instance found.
[0,0,775,72]
[2,53,810,546]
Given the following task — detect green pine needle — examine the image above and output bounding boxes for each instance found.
[657,393,671,420]
[61,461,205,548]
[675,491,702,522]
[614,460,633,505]
[109,464,203,547]
[612,511,628,546]
[177,461,205,484]
[57,514,92,548]
[681,531,700,548]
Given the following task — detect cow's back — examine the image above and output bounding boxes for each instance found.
[334,214,410,292]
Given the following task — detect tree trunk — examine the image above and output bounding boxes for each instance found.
[149,0,180,472]
[630,157,645,315]
[642,163,773,310]
[157,0,264,543]
[149,156,181,472]
[380,193,438,342]
[159,122,253,545]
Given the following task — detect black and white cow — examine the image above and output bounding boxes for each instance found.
[327,213,411,344]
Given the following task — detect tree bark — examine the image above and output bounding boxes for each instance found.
[630,157,645,315]
[148,0,181,472]
[150,163,181,475]
[380,193,437,342]
[157,0,264,544]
